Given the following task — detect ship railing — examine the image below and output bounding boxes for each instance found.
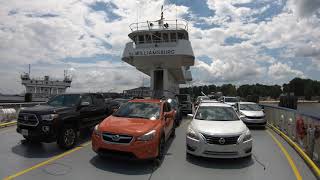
[262,104,320,168]
[129,19,188,32]
[123,89,179,99]
[0,102,46,111]
[0,102,46,123]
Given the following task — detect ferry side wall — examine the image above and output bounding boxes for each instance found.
[263,105,320,167]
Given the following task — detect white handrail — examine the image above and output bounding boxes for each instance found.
[129,19,188,32]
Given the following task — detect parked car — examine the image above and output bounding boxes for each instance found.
[236,102,266,127]
[176,94,193,114]
[17,93,107,149]
[195,96,210,108]
[167,98,182,127]
[200,99,219,104]
[105,98,129,115]
[186,102,252,158]
[92,98,176,161]
[218,96,239,106]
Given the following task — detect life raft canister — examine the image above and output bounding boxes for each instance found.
[296,116,306,139]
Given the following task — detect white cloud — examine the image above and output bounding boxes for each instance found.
[193,59,265,84]
[207,0,253,21]
[0,0,319,94]
[268,62,305,80]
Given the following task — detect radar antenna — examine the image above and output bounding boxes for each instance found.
[158,5,169,28]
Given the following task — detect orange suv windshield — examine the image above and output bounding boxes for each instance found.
[113,102,160,120]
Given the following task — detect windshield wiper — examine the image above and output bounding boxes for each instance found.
[127,115,148,119]
[112,114,123,117]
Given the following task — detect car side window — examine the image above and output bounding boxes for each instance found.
[167,103,171,111]
[92,94,104,106]
[164,103,171,112]
[81,95,92,105]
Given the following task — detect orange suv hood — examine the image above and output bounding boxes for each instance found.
[99,115,160,136]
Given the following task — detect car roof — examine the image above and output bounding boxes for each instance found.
[201,100,219,103]
[223,96,237,98]
[197,96,206,98]
[199,102,232,107]
[129,99,161,103]
[197,96,209,99]
[239,101,257,105]
[58,93,97,95]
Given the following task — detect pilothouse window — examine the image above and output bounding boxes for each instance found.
[146,34,152,43]
[132,35,137,44]
[163,33,169,42]
[178,32,186,40]
[153,32,161,43]
[170,33,177,42]
[138,35,144,44]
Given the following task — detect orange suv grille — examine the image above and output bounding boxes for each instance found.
[102,133,133,144]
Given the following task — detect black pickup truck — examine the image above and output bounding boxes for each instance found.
[17,93,108,149]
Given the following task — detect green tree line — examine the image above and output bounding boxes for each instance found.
[180,77,320,100]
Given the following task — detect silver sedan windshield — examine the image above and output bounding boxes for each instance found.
[195,106,239,121]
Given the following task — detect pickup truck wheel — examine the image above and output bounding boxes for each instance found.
[57,127,78,149]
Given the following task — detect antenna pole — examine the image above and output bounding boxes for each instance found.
[175,0,177,20]
[28,64,31,75]
[136,0,139,31]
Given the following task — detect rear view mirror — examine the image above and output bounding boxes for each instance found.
[187,114,193,118]
[164,112,174,119]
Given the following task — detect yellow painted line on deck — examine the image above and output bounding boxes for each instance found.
[0,121,17,128]
[268,123,320,178]
[267,130,302,180]
[4,141,91,180]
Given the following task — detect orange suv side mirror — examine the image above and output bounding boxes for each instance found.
[164,111,174,119]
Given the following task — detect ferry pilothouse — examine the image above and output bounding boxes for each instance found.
[122,8,195,98]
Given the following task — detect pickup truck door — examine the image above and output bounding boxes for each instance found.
[92,94,107,124]
[79,94,95,128]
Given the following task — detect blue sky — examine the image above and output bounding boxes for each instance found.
[0,0,319,94]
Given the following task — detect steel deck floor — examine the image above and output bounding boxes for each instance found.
[0,119,317,180]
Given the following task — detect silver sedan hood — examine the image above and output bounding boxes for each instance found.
[240,110,264,117]
[191,119,248,136]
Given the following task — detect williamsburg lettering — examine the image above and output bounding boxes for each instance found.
[129,49,175,56]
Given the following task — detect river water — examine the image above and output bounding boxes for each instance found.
[262,102,320,118]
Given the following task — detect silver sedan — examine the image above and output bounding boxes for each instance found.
[186,102,252,159]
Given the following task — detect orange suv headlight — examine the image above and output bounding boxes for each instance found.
[94,124,101,137]
[137,130,156,141]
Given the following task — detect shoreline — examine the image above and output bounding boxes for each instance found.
[261,100,319,103]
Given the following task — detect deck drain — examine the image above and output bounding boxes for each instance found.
[42,162,72,176]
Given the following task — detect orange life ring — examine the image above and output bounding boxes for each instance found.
[296,116,306,139]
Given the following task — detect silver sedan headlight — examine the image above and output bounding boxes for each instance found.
[187,126,200,140]
[241,130,252,142]
[41,114,58,121]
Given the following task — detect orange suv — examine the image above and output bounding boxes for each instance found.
[92,99,176,161]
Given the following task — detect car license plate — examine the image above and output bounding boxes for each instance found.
[21,129,28,136]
